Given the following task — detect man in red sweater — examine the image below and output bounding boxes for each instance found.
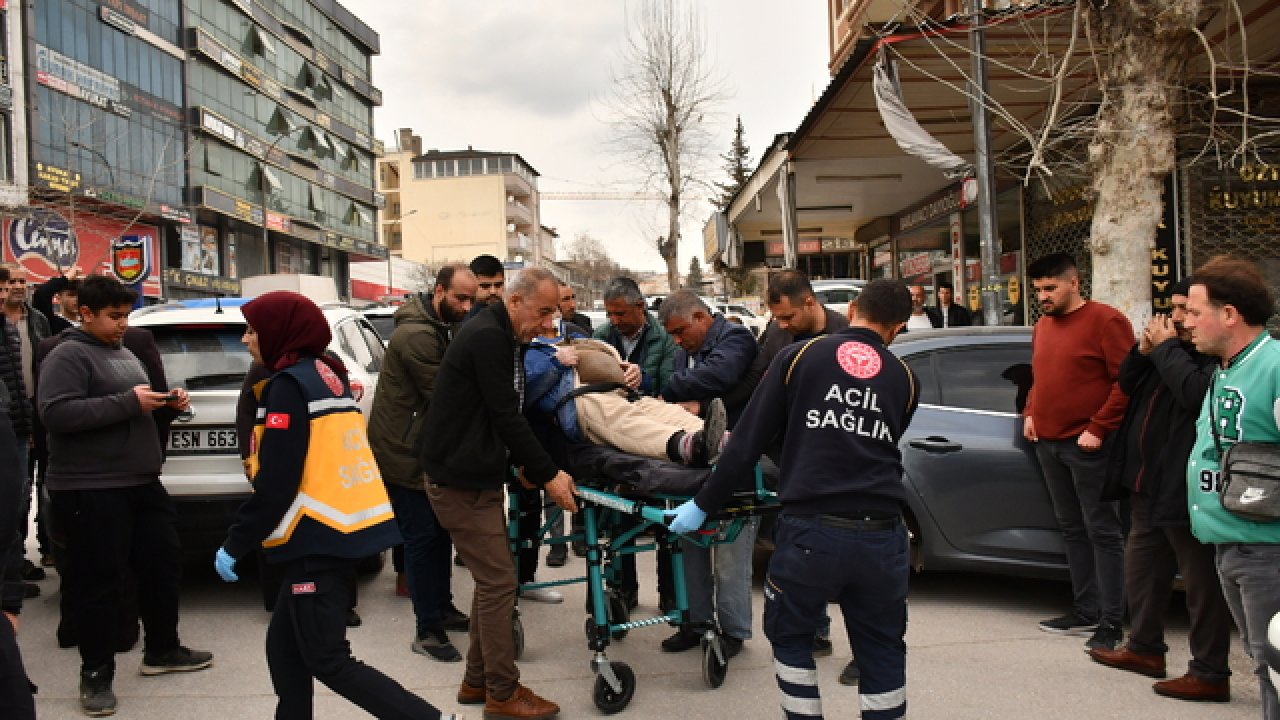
[1023,253,1132,653]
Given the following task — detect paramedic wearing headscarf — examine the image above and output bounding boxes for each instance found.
[214,291,454,720]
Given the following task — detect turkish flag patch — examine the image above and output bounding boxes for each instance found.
[291,582,316,595]
[266,413,291,430]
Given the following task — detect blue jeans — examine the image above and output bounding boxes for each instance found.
[1216,543,1280,720]
[385,483,453,636]
[682,516,759,640]
[764,515,908,720]
[1035,437,1125,625]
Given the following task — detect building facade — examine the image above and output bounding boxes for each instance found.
[376,129,549,270]
[10,0,385,301]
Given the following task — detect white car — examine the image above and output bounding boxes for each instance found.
[811,279,867,315]
[361,305,398,345]
[130,298,385,553]
[715,302,767,338]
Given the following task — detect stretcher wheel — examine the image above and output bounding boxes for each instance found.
[593,661,636,714]
[512,611,525,661]
[701,636,728,688]
[608,592,630,640]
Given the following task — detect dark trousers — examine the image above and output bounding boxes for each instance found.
[511,484,542,585]
[386,483,454,635]
[1035,437,1126,625]
[428,484,520,700]
[764,515,908,720]
[1125,493,1233,680]
[50,482,183,672]
[0,615,34,720]
[267,557,441,720]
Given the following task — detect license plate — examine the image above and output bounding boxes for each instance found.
[169,427,238,455]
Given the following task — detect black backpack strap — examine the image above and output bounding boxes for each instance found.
[553,381,637,413]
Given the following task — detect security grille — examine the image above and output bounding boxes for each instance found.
[1022,173,1094,322]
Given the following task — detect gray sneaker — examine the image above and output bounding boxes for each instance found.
[411,629,462,662]
[80,666,117,717]
[139,645,213,676]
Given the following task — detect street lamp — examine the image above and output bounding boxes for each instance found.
[383,207,418,298]
[69,140,115,187]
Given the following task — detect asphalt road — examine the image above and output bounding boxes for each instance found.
[13,543,1264,719]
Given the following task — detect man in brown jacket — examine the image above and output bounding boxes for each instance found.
[368,264,477,663]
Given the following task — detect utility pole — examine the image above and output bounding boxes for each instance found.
[969,0,1002,326]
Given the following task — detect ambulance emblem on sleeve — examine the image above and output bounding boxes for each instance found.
[837,341,882,379]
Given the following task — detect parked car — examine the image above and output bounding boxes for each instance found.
[716,302,767,338]
[361,305,398,343]
[130,298,386,562]
[889,326,1065,579]
[811,279,867,315]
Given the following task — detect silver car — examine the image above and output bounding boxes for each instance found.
[890,327,1067,579]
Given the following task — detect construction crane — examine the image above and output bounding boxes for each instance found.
[540,191,665,201]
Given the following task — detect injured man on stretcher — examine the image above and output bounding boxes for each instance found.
[524,336,727,467]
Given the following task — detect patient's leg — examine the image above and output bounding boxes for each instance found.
[577,391,698,460]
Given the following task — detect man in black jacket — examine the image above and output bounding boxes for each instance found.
[420,266,575,720]
[1088,282,1233,702]
[925,282,973,328]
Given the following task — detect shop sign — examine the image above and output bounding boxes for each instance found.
[898,185,962,234]
[765,240,783,257]
[821,237,860,252]
[4,209,160,296]
[899,252,932,278]
[160,204,192,223]
[111,235,151,285]
[163,268,240,295]
[99,6,138,35]
[797,239,822,254]
[873,250,891,267]
[265,212,291,232]
[33,163,80,193]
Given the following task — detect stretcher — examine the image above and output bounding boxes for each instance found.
[507,444,779,714]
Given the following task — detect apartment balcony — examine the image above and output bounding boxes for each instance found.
[506,196,534,225]
[507,232,531,252]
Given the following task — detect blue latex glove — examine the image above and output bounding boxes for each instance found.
[214,547,239,583]
[666,500,708,534]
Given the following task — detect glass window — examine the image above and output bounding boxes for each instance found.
[934,345,1032,414]
[904,353,940,405]
[337,321,375,373]
[357,320,385,370]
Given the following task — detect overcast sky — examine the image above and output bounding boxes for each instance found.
[339,1,831,274]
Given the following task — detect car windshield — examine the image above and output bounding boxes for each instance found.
[366,315,394,340]
[149,324,252,390]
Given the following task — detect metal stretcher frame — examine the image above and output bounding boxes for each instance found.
[507,460,779,714]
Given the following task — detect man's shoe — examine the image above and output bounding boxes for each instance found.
[454,553,466,567]
[40,553,56,568]
[812,634,833,658]
[838,659,860,686]
[1087,645,1166,678]
[546,547,567,568]
[411,629,462,663]
[457,680,486,705]
[1153,673,1231,702]
[720,635,743,659]
[518,587,563,604]
[395,572,409,598]
[444,604,471,633]
[623,588,639,611]
[1038,612,1098,636]
[23,582,39,598]
[483,683,560,720]
[346,609,362,628]
[140,646,213,676]
[701,398,728,466]
[661,628,702,653]
[571,540,588,558]
[21,559,45,581]
[1084,622,1123,652]
[80,666,117,717]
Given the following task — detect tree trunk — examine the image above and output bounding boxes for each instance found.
[1085,0,1203,331]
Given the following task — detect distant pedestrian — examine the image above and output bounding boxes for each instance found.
[39,275,210,717]
[1183,256,1280,719]
[557,280,593,334]
[215,291,453,720]
[928,281,972,328]
[1023,252,1132,652]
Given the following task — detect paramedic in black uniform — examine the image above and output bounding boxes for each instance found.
[668,279,918,720]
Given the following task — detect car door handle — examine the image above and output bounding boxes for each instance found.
[908,437,962,453]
